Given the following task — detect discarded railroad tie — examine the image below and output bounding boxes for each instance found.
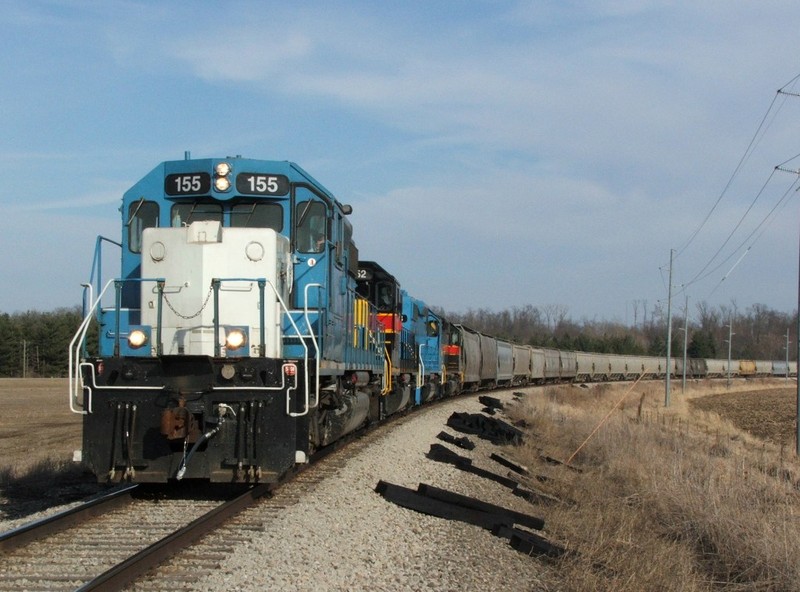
[436,430,476,450]
[446,412,524,444]
[375,480,562,558]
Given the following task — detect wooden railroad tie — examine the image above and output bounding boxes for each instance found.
[436,430,476,450]
[492,525,567,558]
[478,395,505,414]
[490,451,530,475]
[375,481,564,559]
[426,444,519,489]
[446,412,524,444]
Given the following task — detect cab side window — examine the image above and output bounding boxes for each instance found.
[296,200,327,253]
[128,200,159,253]
[376,282,394,312]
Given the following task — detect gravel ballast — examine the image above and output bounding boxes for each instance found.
[198,389,559,591]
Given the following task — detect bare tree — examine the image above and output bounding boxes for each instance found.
[542,303,569,332]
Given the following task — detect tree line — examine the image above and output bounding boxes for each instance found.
[0,307,96,378]
[0,300,796,378]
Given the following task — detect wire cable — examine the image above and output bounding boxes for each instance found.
[684,168,778,286]
[676,71,800,259]
[700,176,800,297]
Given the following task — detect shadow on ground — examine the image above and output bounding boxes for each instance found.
[0,459,107,521]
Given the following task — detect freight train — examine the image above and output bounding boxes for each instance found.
[68,155,797,483]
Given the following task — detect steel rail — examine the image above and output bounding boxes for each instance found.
[0,484,138,553]
[75,483,272,592]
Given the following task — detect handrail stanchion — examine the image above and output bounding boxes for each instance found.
[303,283,323,410]
[258,279,266,357]
[113,281,122,357]
[417,343,426,405]
[80,283,93,359]
[156,281,165,357]
[212,279,221,357]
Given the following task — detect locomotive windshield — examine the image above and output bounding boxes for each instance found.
[171,202,223,226]
[230,202,283,231]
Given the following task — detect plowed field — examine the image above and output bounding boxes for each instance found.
[689,386,797,445]
[0,378,80,470]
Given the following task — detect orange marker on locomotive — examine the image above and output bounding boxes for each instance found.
[69,156,387,483]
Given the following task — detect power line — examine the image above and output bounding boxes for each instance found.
[701,175,800,297]
[676,72,800,260]
[684,168,778,286]
[676,93,780,257]
[678,74,800,293]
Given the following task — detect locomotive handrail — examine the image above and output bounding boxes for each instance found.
[88,235,122,315]
[210,277,314,418]
[302,282,323,412]
[417,343,426,404]
[76,274,317,416]
[113,278,166,357]
[69,279,115,414]
[70,278,169,414]
[382,345,392,395]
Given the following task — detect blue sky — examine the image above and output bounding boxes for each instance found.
[2,1,800,323]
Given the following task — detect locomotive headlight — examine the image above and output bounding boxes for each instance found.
[225,329,247,350]
[128,329,148,349]
[213,161,232,192]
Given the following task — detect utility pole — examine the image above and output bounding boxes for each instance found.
[787,328,790,384]
[665,249,674,407]
[771,159,800,453]
[726,320,734,389]
[794,224,800,456]
[682,294,689,393]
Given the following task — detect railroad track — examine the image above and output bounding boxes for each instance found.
[0,482,257,591]
[0,484,139,554]
[0,404,421,592]
[126,421,409,591]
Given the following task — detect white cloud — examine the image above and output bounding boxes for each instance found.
[170,34,315,83]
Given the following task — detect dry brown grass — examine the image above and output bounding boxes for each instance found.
[506,380,800,591]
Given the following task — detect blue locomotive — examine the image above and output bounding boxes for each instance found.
[69,154,798,484]
[70,155,393,482]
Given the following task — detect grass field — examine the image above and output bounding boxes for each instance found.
[507,379,800,591]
